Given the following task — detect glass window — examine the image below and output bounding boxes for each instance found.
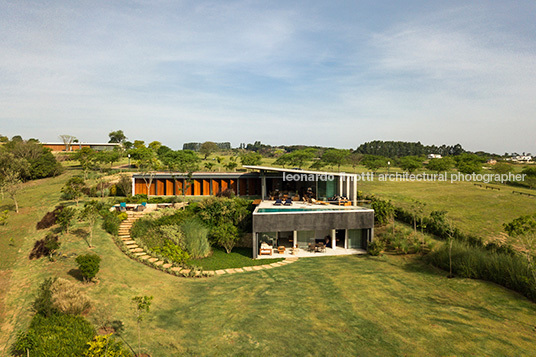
[297,230,315,249]
[347,229,363,249]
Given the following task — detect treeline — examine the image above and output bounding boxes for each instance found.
[183,142,231,151]
[355,140,465,157]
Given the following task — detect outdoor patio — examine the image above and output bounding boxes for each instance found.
[257,247,367,259]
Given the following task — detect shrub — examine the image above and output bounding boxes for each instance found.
[84,333,133,357]
[57,206,77,234]
[0,210,8,225]
[33,278,58,317]
[11,313,95,356]
[36,205,64,230]
[367,239,385,256]
[211,222,240,254]
[29,233,61,260]
[181,219,211,258]
[153,240,190,265]
[424,241,536,301]
[50,278,92,315]
[102,211,121,235]
[75,254,101,282]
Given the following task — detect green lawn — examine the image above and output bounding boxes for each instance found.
[2,168,536,356]
[358,179,536,240]
[190,247,283,270]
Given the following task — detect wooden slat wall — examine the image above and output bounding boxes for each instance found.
[221,179,229,191]
[239,178,247,196]
[156,179,165,195]
[175,179,183,195]
[193,179,201,195]
[203,179,210,195]
[165,179,174,195]
[135,179,146,195]
[212,179,220,195]
[230,179,237,194]
[185,180,193,195]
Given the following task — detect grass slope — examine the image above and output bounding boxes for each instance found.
[2,170,536,356]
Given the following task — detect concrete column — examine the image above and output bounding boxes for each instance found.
[339,176,343,196]
[331,229,336,249]
[344,229,348,249]
[261,174,266,200]
[346,175,350,198]
[352,175,358,206]
[252,232,258,259]
[293,230,297,248]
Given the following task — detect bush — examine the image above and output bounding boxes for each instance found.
[33,278,58,317]
[11,313,95,356]
[57,206,77,234]
[367,239,385,256]
[75,254,101,282]
[0,210,8,225]
[211,222,240,254]
[153,240,190,265]
[84,333,133,357]
[50,278,92,315]
[102,211,121,235]
[29,233,61,260]
[36,205,64,230]
[181,219,211,258]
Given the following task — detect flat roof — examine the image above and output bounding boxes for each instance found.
[42,142,121,146]
[243,165,357,178]
[254,200,372,214]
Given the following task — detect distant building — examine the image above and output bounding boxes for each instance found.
[427,154,442,159]
[42,142,121,152]
[487,159,497,165]
[509,155,533,163]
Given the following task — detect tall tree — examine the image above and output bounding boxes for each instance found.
[321,149,350,171]
[0,151,29,213]
[199,141,219,159]
[108,130,127,144]
[59,135,77,151]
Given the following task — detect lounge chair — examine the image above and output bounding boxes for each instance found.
[273,199,283,206]
[284,198,292,206]
[119,202,127,212]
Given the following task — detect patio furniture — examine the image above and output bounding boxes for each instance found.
[292,245,300,255]
[315,242,326,253]
[259,243,273,256]
[284,198,293,206]
[273,199,283,206]
[278,246,286,254]
[307,243,316,252]
[119,202,127,212]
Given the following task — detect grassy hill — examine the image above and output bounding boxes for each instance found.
[1,167,536,355]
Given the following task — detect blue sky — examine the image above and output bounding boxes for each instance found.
[1,1,535,153]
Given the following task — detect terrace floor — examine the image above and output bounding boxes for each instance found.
[257,247,367,259]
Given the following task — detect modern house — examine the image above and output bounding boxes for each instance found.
[131,165,374,258]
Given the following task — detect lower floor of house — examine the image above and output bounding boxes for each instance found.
[253,228,372,259]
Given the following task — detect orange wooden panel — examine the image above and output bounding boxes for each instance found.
[212,179,220,194]
[203,179,210,195]
[175,179,183,195]
[230,179,237,194]
[185,179,193,195]
[165,179,174,195]
[193,179,201,195]
[221,179,229,191]
[135,179,147,195]
[156,179,165,195]
[239,178,247,196]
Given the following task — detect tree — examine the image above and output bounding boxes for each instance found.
[80,200,100,247]
[108,130,127,144]
[371,199,395,227]
[0,151,29,213]
[204,162,215,171]
[427,157,454,173]
[347,153,364,173]
[399,156,423,173]
[61,177,86,205]
[59,135,76,151]
[116,174,132,197]
[95,150,121,169]
[73,147,97,179]
[240,152,262,166]
[212,222,240,253]
[320,149,350,171]
[132,295,153,356]
[133,140,145,149]
[57,207,77,234]
[224,161,238,172]
[199,141,219,159]
[455,153,483,174]
[492,162,513,183]
[362,155,388,172]
[132,147,160,197]
[148,141,162,152]
[75,253,101,281]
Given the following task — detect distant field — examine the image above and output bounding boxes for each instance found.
[358,179,536,240]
